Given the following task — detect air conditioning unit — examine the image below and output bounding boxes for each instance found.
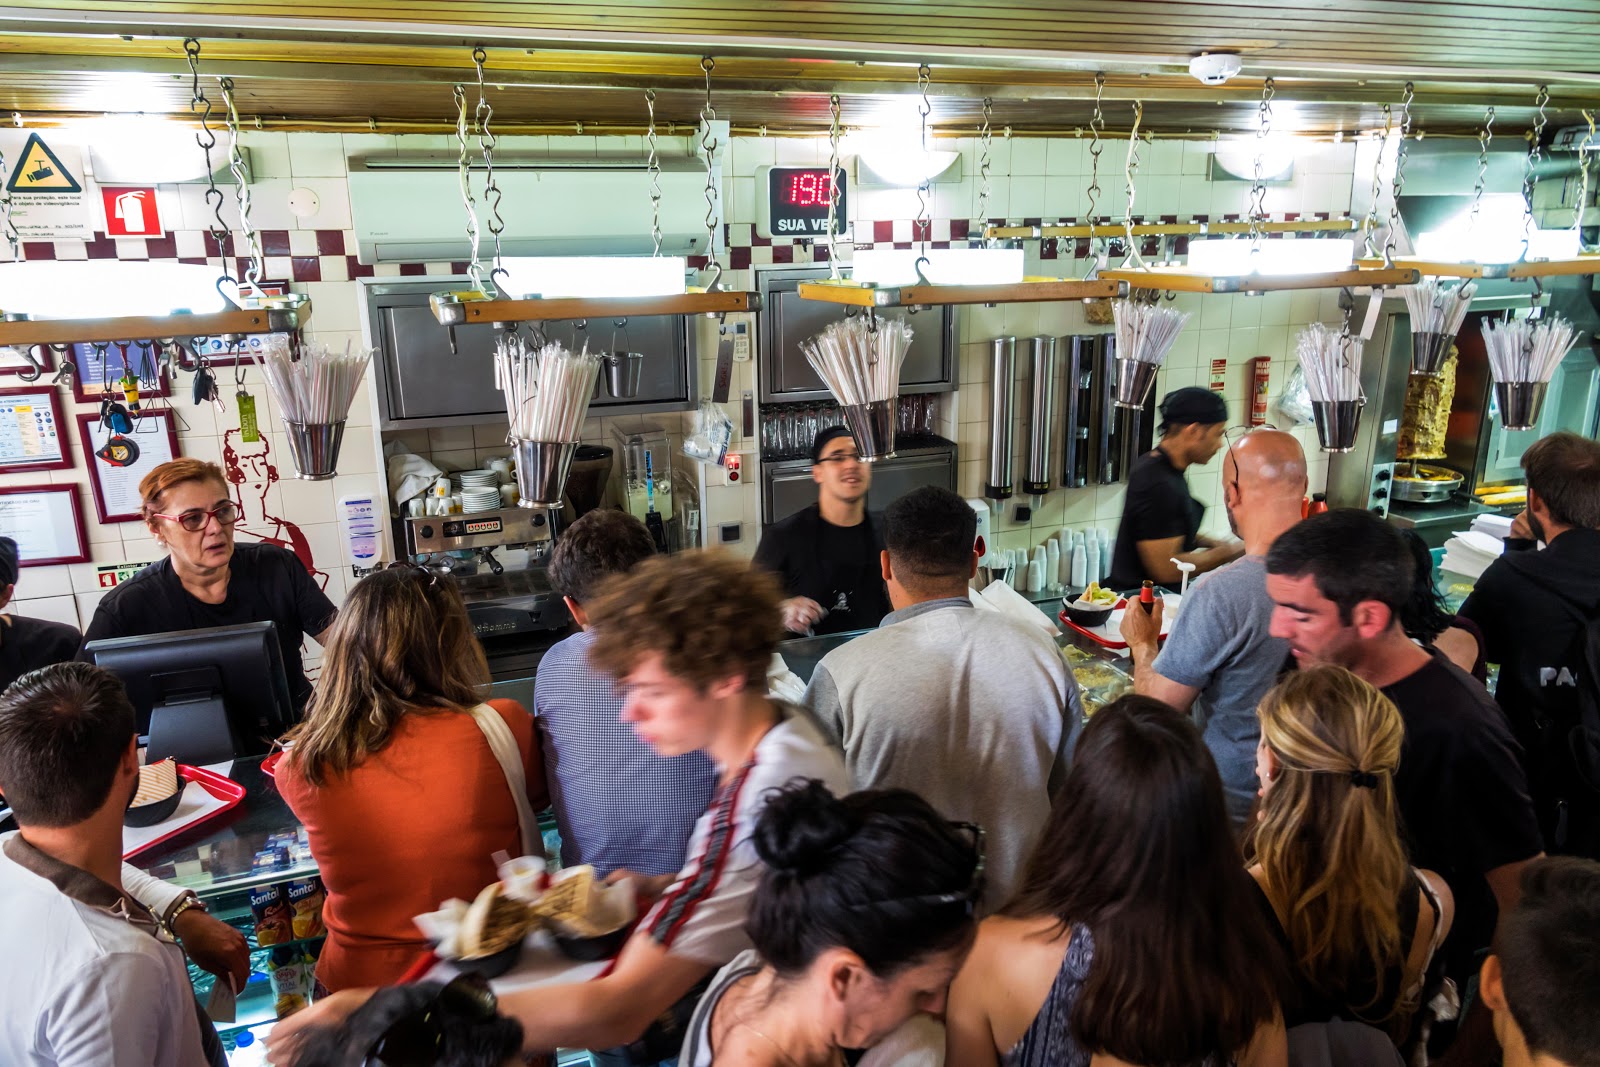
[348,154,716,263]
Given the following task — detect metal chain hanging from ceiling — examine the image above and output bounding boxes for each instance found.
[185,39,236,302]
[645,88,663,258]
[219,77,264,298]
[1520,84,1551,265]
[1247,76,1276,259]
[976,97,993,230]
[1469,106,1496,238]
[473,47,507,295]
[698,56,723,294]
[452,82,485,297]
[1383,82,1414,268]
[1121,100,1147,273]
[914,62,933,282]
[825,93,843,279]
[1362,103,1393,263]
[1086,73,1106,225]
[1575,110,1596,243]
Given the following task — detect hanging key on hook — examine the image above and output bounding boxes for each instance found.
[114,341,143,421]
[50,344,75,386]
[232,343,261,442]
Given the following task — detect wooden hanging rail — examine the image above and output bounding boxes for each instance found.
[429,288,758,326]
[0,299,313,348]
[1100,265,1420,294]
[797,277,1122,308]
[1354,255,1600,280]
[984,218,1360,241]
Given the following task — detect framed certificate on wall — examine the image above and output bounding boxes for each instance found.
[77,410,181,524]
[0,484,90,566]
[0,385,71,474]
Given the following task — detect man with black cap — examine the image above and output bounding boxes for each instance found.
[0,536,81,692]
[1108,386,1243,591]
[753,426,891,636]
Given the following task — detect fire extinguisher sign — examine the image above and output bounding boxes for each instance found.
[100,186,164,238]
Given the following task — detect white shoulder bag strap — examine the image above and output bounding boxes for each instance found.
[466,702,541,858]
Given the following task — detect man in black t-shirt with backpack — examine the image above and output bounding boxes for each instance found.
[1461,431,1600,859]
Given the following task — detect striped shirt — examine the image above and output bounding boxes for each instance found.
[643,708,848,964]
[534,631,717,877]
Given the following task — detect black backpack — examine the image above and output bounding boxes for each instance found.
[1568,612,1600,793]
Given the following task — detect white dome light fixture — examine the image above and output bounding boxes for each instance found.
[1189,53,1244,86]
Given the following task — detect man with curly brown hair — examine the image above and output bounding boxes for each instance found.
[268,551,847,1065]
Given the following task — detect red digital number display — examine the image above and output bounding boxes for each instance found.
[784,170,835,207]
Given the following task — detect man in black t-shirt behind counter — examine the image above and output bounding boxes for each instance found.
[0,537,81,692]
[753,427,890,637]
[1264,509,1544,994]
[1108,387,1244,591]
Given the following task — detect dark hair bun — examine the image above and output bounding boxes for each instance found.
[753,778,859,877]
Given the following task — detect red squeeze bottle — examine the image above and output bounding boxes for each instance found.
[1309,493,1329,516]
[1140,580,1156,614]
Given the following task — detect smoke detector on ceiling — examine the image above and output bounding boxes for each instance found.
[1189,53,1243,86]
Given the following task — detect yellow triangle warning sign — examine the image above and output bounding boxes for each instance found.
[5,133,83,193]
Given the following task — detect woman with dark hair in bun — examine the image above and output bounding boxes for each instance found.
[680,779,984,1066]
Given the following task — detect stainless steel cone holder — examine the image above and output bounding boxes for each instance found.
[1493,381,1548,431]
[1310,399,1364,453]
[513,439,580,509]
[1410,331,1455,377]
[282,420,346,481]
[604,352,645,398]
[839,400,897,462]
[1112,357,1161,409]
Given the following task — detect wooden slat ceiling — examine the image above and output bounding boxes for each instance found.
[0,2,1596,136]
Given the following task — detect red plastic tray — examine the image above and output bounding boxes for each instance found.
[122,764,247,860]
[260,750,283,778]
[1059,597,1172,650]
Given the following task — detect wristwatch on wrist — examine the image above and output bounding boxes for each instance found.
[167,892,208,929]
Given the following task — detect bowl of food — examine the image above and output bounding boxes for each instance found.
[1063,582,1121,628]
[534,866,636,963]
[450,882,533,979]
[124,758,184,828]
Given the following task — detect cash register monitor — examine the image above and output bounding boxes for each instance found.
[86,621,297,766]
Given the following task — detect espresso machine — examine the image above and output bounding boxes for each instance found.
[403,507,571,678]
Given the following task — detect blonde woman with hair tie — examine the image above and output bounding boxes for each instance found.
[1246,666,1455,1048]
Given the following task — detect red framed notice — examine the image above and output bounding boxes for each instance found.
[0,484,91,566]
[77,409,181,524]
[70,341,173,405]
[0,344,56,379]
[0,384,72,473]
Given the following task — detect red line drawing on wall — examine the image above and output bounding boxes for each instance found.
[222,427,329,592]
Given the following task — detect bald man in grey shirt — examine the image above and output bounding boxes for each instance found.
[1120,428,1307,824]
[805,487,1081,910]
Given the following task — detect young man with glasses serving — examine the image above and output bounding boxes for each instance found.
[753,427,891,636]
[80,458,336,716]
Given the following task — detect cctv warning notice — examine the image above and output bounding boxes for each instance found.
[0,132,92,240]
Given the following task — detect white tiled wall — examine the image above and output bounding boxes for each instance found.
[3,126,1359,632]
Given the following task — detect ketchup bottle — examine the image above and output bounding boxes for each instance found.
[1140,580,1156,615]
[1308,493,1329,516]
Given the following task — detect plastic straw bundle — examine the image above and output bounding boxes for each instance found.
[801,318,913,407]
[1112,300,1191,366]
[1483,316,1580,384]
[256,340,372,425]
[494,332,601,441]
[1296,323,1365,402]
[1404,279,1477,337]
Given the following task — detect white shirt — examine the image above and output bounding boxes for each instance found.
[641,708,848,965]
[0,833,210,1067]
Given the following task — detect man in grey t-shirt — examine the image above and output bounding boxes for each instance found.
[1120,429,1306,823]
[806,487,1082,910]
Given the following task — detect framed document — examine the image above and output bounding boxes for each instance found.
[0,385,71,473]
[0,344,55,379]
[77,409,181,524]
[70,341,173,405]
[0,484,90,566]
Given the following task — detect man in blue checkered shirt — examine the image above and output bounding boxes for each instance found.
[535,509,717,876]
